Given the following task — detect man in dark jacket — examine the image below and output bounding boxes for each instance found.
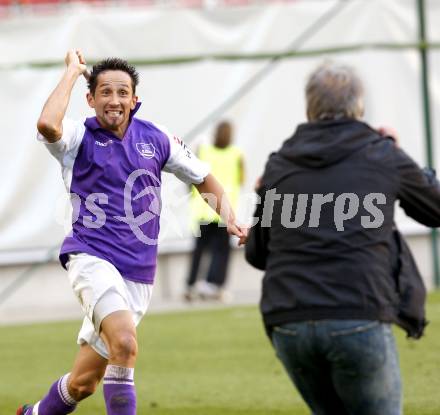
[250,62,440,415]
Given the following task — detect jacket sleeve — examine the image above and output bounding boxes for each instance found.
[396,148,440,227]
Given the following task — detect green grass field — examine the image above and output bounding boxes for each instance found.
[1,293,440,414]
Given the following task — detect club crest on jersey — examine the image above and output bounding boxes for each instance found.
[136,142,156,159]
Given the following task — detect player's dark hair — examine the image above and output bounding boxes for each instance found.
[88,58,139,95]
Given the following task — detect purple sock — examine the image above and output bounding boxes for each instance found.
[26,373,77,415]
[103,365,136,415]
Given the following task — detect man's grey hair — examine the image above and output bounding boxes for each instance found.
[305,62,364,121]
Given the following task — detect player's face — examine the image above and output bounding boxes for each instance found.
[87,70,138,138]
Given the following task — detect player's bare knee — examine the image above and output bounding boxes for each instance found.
[109,333,138,363]
[68,375,99,401]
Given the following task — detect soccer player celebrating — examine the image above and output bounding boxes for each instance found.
[17,50,247,415]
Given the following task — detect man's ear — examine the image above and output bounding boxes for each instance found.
[131,95,138,110]
[87,92,95,109]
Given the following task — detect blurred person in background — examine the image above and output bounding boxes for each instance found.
[184,121,245,302]
[246,62,440,415]
[17,50,246,415]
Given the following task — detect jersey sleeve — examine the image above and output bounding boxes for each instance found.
[36,118,85,167]
[159,126,210,184]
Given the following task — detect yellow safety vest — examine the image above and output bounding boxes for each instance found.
[192,144,242,223]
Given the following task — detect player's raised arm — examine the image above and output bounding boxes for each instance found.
[37,50,87,143]
[194,173,248,245]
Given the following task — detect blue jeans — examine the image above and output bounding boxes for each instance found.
[271,320,402,415]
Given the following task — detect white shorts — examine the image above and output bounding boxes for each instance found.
[66,253,153,359]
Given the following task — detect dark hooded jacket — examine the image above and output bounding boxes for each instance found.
[250,119,440,333]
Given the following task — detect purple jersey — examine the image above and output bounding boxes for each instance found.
[38,104,209,284]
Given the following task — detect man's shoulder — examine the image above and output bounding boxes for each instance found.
[132,118,170,140]
[132,117,153,127]
[362,135,399,165]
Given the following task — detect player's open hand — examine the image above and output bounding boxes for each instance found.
[65,49,89,79]
[227,222,248,246]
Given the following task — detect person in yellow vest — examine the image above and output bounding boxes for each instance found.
[185,121,245,301]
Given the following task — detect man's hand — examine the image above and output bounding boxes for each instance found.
[254,176,262,191]
[227,221,248,246]
[65,50,90,80]
[377,126,399,147]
